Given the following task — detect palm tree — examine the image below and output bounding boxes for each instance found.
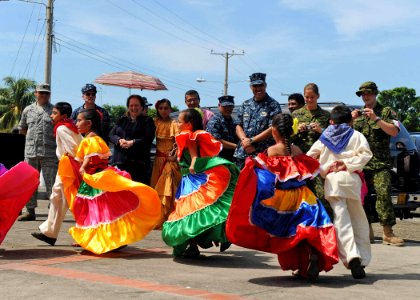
[0,76,36,132]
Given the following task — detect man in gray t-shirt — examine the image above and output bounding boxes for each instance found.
[17,83,57,221]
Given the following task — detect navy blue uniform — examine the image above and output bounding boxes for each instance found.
[206,112,239,161]
[234,94,282,167]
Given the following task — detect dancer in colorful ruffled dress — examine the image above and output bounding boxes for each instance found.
[226,113,338,280]
[150,99,181,228]
[162,108,239,258]
[0,162,39,245]
[58,109,161,254]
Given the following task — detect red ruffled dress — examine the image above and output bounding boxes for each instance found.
[226,153,339,277]
[0,162,39,244]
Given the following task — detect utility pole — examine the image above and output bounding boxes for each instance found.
[211,50,244,96]
[16,0,54,85]
[45,0,53,85]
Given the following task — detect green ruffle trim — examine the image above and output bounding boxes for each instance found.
[78,181,103,197]
[162,157,239,256]
[179,153,238,176]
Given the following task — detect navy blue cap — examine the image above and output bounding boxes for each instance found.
[81,83,97,94]
[143,97,152,107]
[218,95,235,106]
[249,73,266,85]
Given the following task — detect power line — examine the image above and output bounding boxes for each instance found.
[130,0,230,52]
[152,0,243,53]
[105,0,211,51]
[10,3,36,76]
[33,29,45,78]
[24,12,45,78]
[55,39,219,100]
[211,50,244,95]
[55,32,217,94]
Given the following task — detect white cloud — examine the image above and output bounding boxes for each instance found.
[280,0,420,37]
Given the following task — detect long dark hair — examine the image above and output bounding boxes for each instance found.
[272,113,293,155]
[155,98,172,119]
[182,108,203,131]
[79,109,104,139]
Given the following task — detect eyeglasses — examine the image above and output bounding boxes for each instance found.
[84,92,96,97]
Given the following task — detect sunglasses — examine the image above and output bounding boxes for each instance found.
[38,91,50,95]
[84,92,97,96]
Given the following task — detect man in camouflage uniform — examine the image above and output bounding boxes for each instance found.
[291,95,332,218]
[352,81,404,246]
[17,84,57,221]
[206,95,239,162]
[234,73,282,169]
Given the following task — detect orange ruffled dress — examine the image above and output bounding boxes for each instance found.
[162,130,239,257]
[58,136,161,254]
[226,153,339,277]
[150,118,181,227]
[0,162,39,244]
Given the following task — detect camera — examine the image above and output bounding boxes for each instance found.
[357,110,366,117]
[305,125,312,131]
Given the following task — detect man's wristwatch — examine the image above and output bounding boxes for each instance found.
[374,117,381,123]
[249,137,254,144]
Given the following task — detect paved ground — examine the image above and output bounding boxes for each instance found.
[1,199,419,300]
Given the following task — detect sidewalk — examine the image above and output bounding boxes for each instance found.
[1,199,419,299]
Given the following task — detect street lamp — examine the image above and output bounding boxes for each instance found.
[196,77,249,96]
[196,77,249,84]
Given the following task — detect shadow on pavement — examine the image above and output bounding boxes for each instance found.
[172,250,279,269]
[375,239,420,247]
[76,247,173,260]
[249,272,420,288]
[0,248,77,261]
[374,238,420,246]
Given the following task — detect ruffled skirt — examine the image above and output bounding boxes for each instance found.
[0,162,39,244]
[226,158,338,276]
[162,157,238,256]
[58,156,161,254]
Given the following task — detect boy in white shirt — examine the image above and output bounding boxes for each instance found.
[307,105,373,279]
[32,102,82,245]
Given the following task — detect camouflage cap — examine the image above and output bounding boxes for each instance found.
[35,83,50,93]
[356,81,379,97]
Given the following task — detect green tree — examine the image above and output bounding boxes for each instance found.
[0,76,36,132]
[378,87,420,131]
[148,105,179,119]
[102,104,126,128]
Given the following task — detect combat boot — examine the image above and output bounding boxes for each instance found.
[369,223,375,244]
[382,225,404,246]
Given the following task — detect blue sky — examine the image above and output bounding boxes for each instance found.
[1,0,420,110]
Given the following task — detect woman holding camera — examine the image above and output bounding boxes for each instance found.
[291,83,330,153]
[291,83,332,217]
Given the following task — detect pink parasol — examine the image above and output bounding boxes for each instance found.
[94,71,167,91]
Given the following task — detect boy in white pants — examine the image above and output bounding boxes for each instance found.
[307,105,373,279]
[32,102,82,245]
